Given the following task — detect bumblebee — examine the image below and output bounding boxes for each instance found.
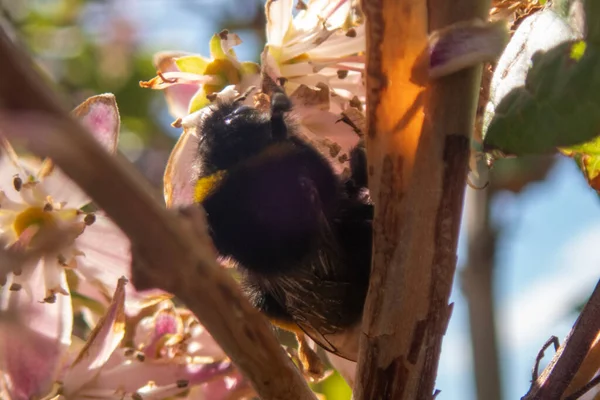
[193,87,373,362]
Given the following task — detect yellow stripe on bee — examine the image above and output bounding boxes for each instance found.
[193,170,226,203]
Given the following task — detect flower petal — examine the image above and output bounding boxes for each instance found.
[326,353,356,387]
[153,52,202,119]
[0,265,72,400]
[265,0,294,47]
[163,116,202,208]
[39,167,91,210]
[292,107,361,173]
[72,93,121,154]
[74,214,131,293]
[63,277,127,394]
[91,360,233,394]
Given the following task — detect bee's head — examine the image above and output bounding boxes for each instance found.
[195,90,293,176]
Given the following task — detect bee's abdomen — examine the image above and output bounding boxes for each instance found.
[201,141,338,276]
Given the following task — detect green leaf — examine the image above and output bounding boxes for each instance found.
[174,55,210,74]
[483,40,600,156]
[560,135,600,191]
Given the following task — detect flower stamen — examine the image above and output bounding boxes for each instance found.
[13,175,22,191]
[83,213,96,226]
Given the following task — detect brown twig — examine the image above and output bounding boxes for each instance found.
[353,0,490,398]
[0,26,316,400]
[523,280,600,400]
[531,336,560,384]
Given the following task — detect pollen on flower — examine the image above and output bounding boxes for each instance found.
[12,175,22,191]
[84,213,96,226]
[0,172,99,301]
[12,206,57,238]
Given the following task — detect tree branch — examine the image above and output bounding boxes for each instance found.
[0,26,316,400]
[354,0,490,398]
[523,280,600,400]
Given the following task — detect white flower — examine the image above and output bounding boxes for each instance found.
[0,94,130,304]
[263,0,366,103]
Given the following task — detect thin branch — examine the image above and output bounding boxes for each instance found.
[353,0,490,398]
[531,336,560,384]
[461,187,503,400]
[523,280,600,400]
[0,26,316,400]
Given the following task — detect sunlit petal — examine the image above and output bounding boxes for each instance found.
[63,277,127,394]
[0,266,72,400]
[265,0,294,47]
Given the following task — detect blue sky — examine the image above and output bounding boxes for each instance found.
[103,1,600,398]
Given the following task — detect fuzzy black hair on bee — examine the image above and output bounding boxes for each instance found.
[193,87,372,361]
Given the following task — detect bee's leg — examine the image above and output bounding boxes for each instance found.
[296,332,328,382]
[349,139,368,189]
[270,87,292,140]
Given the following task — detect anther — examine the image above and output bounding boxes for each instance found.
[9,283,21,291]
[44,293,57,304]
[131,393,143,400]
[84,213,96,226]
[337,70,349,79]
[136,352,146,362]
[296,0,308,10]
[13,176,22,192]
[124,348,136,357]
[43,203,53,212]
[346,28,357,38]
[57,254,67,266]
[176,380,189,388]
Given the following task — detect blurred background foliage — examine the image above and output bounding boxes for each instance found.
[1,0,596,399]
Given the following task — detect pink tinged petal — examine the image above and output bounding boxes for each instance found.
[429,19,509,79]
[134,381,191,400]
[163,117,202,208]
[63,277,127,394]
[296,108,360,151]
[0,266,73,400]
[265,0,294,47]
[0,141,26,201]
[326,353,356,387]
[74,214,131,293]
[141,72,220,90]
[193,372,251,400]
[136,308,183,357]
[40,167,91,210]
[72,94,121,154]
[153,52,202,119]
[186,322,226,361]
[92,360,233,393]
[294,109,360,174]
